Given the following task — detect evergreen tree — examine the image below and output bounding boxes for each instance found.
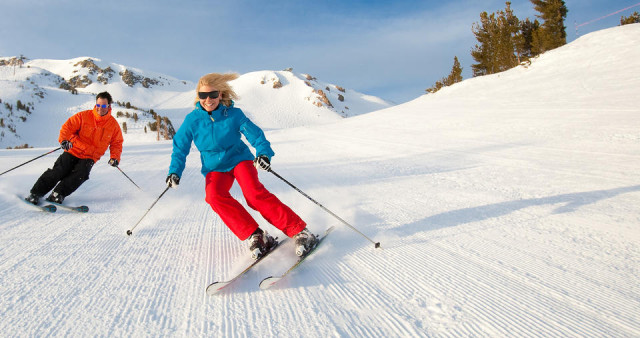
[496,2,522,66]
[446,56,464,85]
[471,11,495,77]
[620,11,640,25]
[471,2,522,76]
[520,18,541,59]
[530,0,568,54]
[426,56,464,94]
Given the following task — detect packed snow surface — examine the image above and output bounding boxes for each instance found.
[1,25,639,336]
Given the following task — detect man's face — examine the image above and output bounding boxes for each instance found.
[96,98,110,116]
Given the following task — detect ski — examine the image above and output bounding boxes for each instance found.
[206,238,287,295]
[20,196,57,213]
[47,201,89,213]
[259,226,335,290]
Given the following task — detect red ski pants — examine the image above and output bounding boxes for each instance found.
[204,160,306,240]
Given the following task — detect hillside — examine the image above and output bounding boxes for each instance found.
[0,57,392,148]
[0,24,639,336]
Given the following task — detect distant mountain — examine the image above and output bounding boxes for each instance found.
[0,56,392,148]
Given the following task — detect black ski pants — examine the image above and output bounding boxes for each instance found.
[30,152,95,198]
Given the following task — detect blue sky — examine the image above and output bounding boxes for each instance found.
[1,0,637,103]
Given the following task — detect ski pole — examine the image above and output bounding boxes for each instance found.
[268,168,381,249]
[0,147,61,176]
[127,185,170,236]
[116,166,142,191]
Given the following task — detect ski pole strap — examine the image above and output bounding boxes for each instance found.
[0,147,61,176]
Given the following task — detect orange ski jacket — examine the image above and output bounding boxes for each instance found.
[58,107,124,162]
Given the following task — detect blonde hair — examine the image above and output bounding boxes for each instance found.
[195,73,239,107]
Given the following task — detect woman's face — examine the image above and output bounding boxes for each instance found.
[198,85,220,112]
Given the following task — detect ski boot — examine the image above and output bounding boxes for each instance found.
[25,193,41,205]
[46,192,65,204]
[247,228,276,260]
[294,228,318,257]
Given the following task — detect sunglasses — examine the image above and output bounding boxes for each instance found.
[95,104,110,108]
[198,91,220,100]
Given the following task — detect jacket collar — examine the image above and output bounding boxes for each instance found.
[195,101,234,120]
[92,107,112,123]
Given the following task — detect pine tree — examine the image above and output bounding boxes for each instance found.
[520,18,541,59]
[471,2,522,76]
[530,0,568,54]
[446,56,463,85]
[426,56,464,94]
[471,11,495,77]
[496,2,522,67]
[620,11,640,25]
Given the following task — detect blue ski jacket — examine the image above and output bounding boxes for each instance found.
[168,101,275,177]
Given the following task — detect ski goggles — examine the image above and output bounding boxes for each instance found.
[198,90,220,100]
[95,104,110,108]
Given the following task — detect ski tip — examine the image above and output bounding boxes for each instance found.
[206,281,231,295]
[259,276,281,290]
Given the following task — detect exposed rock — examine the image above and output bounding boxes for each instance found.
[74,59,101,74]
[314,89,333,108]
[119,69,160,88]
[67,75,92,88]
[0,56,26,67]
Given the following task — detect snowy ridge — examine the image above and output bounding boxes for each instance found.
[0,24,639,336]
[0,57,392,148]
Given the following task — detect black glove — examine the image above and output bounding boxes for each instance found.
[166,173,180,188]
[253,155,271,171]
[108,158,119,167]
[60,140,72,151]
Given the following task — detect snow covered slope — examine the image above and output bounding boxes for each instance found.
[0,57,391,148]
[0,24,639,336]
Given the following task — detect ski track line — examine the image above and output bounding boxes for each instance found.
[433,237,637,336]
[1,212,123,334]
[102,199,214,336]
[320,261,430,336]
[460,239,640,335]
[482,213,640,300]
[342,242,479,336]
[0,206,64,270]
[409,201,637,336]
[0,210,95,276]
[366,164,640,330]
[340,203,636,338]
[453,217,640,332]
[134,190,221,336]
[404,242,584,336]
[310,235,485,337]
[252,258,420,337]
[383,188,640,305]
